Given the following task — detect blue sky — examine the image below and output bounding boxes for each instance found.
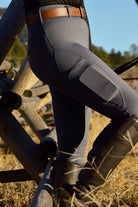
[0,0,138,54]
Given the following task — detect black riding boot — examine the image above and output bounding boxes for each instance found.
[76,116,138,204]
[51,160,82,207]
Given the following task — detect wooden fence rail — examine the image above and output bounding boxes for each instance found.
[23,84,50,97]
[0,169,32,183]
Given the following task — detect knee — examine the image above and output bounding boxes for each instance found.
[69,63,121,104]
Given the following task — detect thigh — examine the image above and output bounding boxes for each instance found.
[53,44,138,119]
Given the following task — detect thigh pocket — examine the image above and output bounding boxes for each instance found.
[79,66,121,103]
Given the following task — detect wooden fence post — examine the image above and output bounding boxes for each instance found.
[12,56,32,95]
[0,0,25,64]
[0,102,47,184]
[20,108,50,140]
[30,160,54,207]
[0,60,13,71]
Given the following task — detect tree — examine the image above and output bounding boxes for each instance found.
[92,45,109,65]
[130,44,138,57]
[124,51,131,58]
[108,49,123,69]
[6,38,27,66]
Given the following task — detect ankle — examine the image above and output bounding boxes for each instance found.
[51,159,82,188]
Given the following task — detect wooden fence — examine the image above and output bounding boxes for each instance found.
[0,0,56,206]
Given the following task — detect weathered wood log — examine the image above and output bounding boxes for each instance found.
[30,159,54,207]
[23,71,39,92]
[31,80,43,89]
[21,96,41,110]
[23,84,50,97]
[36,92,52,112]
[11,57,50,140]
[3,94,51,137]
[0,169,33,183]
[1,91,57,156]
[0,60,13,71]
[19,108,50,140]
[0,0,25,64]
[12,56,33,95]
[38,101,52,116]
[1,90,50,139]
[0,102,48,184]
[1,91,41,110]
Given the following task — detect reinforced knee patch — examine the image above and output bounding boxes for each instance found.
[78,65,121,103]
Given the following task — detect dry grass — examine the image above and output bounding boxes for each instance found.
[84,111,138,207]
[0,73,138,206]
[0,154,36,206]
[0,111,137,207]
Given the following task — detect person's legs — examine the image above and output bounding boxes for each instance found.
[27,6,138,203]
[48,44,138,204]
[78,117,138,185]
[50,88,91,188]
[51,89,91,165]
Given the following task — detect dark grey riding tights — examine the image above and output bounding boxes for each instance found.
[27,5,138,165]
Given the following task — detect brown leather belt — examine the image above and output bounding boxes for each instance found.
[26,7,86,26]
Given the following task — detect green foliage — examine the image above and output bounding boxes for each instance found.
[0,8,6,16]
[92,44,136,71]
[92,45,110,66]
[7,39,27,67]
[19,25,28,49]
[130,44,138,57]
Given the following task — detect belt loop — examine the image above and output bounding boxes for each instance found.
[79,7,83,18]
[39,7,43,23]
[65,5,71,17]
[38,7,46,35]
